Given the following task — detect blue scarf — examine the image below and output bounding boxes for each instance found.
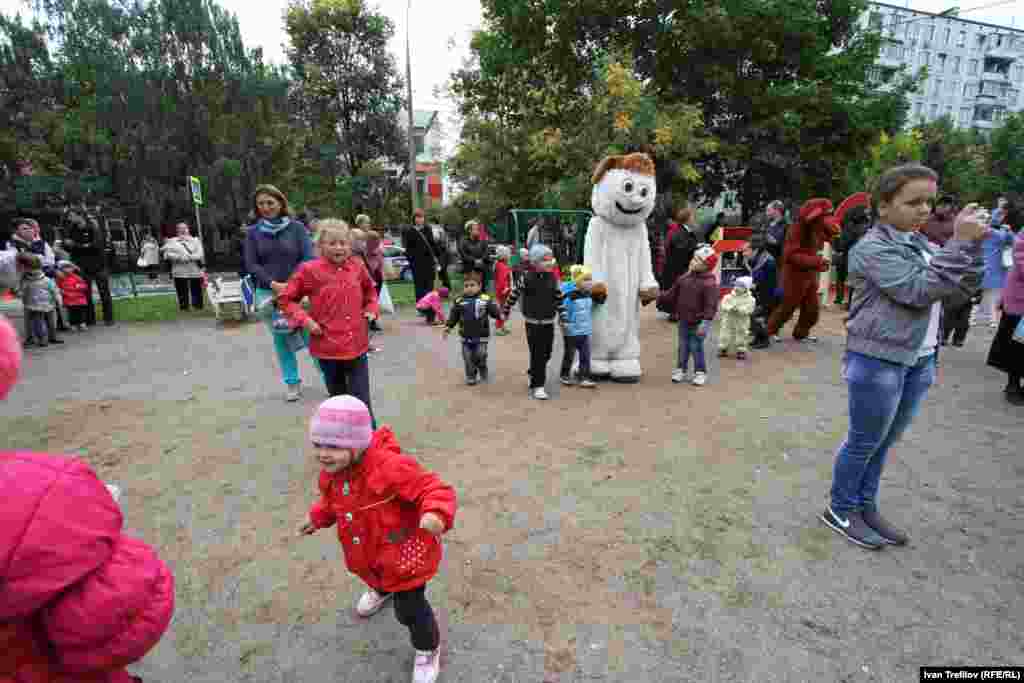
[256,216,293,235]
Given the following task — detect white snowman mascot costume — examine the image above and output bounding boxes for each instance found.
[584,153,660,382]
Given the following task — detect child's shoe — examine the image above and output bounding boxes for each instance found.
[356,589,392,617]
[671,368,686,383]
[692,371,707,386]
[285,383,302,402]
[718,349,728,358]
[736,351,747,360]
[78,324,87,331]
[579,378,597,388]
[466,377,479,386]
[49,337,64,344]
[532,387,549,400]
[559,375,575,386]
[412,646,441,683]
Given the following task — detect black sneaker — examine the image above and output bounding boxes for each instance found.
[861,508,908,546]
[820,507,886,550]
[49,338,65,344]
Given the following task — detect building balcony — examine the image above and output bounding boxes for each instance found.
[981,70,1010,83]
[985,47,1018,61]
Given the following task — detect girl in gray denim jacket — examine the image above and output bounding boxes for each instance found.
[822,164,987,552]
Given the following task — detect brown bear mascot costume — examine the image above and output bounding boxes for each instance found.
[766,198,841,341]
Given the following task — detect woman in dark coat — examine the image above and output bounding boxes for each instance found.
[459,220,491,292]
[660,206,701,322]
[402,208,441,302]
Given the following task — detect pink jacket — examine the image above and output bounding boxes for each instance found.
[0,452,175,682]
[415,291,445,320]
[1002,234,1024,315]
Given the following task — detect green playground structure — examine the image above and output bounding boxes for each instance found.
[492,209,593,266]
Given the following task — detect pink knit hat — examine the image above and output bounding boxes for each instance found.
[309,395,373,449]
[0,316,22,401]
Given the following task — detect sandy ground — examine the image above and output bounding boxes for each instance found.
[2,303,1021,682]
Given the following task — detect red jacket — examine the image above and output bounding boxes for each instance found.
[657,270,720,324]
[56,273,89,307]
[308,428,457,593]
[0,453,174,683]
[494,261,512,300]
[278,256,380,361]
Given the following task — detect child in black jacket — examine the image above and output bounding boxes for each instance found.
[443,271,503,385]
[502,244,564,399]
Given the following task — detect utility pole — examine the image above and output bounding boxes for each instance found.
[406,0,418,213]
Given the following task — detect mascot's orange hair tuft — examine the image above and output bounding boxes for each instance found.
[591,153,656,185]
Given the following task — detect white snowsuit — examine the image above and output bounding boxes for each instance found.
[718,290,756,353]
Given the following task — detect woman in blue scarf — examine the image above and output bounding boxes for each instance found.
[243,184,320,402]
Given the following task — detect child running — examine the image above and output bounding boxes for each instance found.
[502,244,564,399]
[278,219,380,425]
[658,245,720,386]
[443,271,503,385]
[299,395,457,683]
[558,264,606,387]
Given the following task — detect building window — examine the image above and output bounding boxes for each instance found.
[950,80,959,95]
[969,59,979,75]
[935,78,943,96]
[414,134,425,155]
[926,25,935,42]
[946,105,954,118]
[961,107,972,124]
[958,30,966,47]
[930,103,938,119]
[937,53,947,71]
[921,51,931,67]
[952,56,960,74]
[909,25,919,40]
[914,101,923,116]
[976,33,986,51]
[944,28,951,45]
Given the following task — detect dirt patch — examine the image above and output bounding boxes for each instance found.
[3,305,1021,680]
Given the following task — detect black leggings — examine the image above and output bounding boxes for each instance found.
[318,354,376,428]
[379,585,440,651]
[525,322,555,389]
[174,277,204,310]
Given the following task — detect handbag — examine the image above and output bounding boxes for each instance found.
[378,281,395,315]
[1002,245,1014,269]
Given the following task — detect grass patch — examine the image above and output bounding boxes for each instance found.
[102,295,214,323]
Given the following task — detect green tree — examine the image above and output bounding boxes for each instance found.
[284,0,407,182]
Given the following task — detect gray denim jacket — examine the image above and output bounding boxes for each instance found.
[846,224,984,366]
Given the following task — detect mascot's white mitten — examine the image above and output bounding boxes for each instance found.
[583,153,659,382]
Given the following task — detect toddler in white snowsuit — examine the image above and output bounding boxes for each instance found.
[719,276,756,359]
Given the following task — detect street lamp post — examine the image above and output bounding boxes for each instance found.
[406,0,418,213]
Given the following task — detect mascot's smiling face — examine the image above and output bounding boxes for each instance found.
[591,153,657,228]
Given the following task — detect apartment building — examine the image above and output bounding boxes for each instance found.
[862,1,1024,131]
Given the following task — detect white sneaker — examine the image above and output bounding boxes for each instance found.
[412,647,441,683]
[532,387,549,400]
[770,335,781,343]
[579,379,597,388]
[671,368,686,383]
[285,383,301,402]
[356,589,392,617]
[692,371,707,386]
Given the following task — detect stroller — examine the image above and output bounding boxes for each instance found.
[206,274,255,322]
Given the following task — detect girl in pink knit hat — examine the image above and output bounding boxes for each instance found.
[298,395,458,683]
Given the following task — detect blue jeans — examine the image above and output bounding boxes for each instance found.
[829,351,936,515]
[677,321,706,372]
[256,288,324,387]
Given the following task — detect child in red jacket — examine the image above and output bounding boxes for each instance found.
[493,246,513,335]
[657,245,720,387]
[55,261,90,331]
[278,219,380,424]
[298,395,456,683]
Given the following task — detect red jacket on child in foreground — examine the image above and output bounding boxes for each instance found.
[308,427,457,594]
